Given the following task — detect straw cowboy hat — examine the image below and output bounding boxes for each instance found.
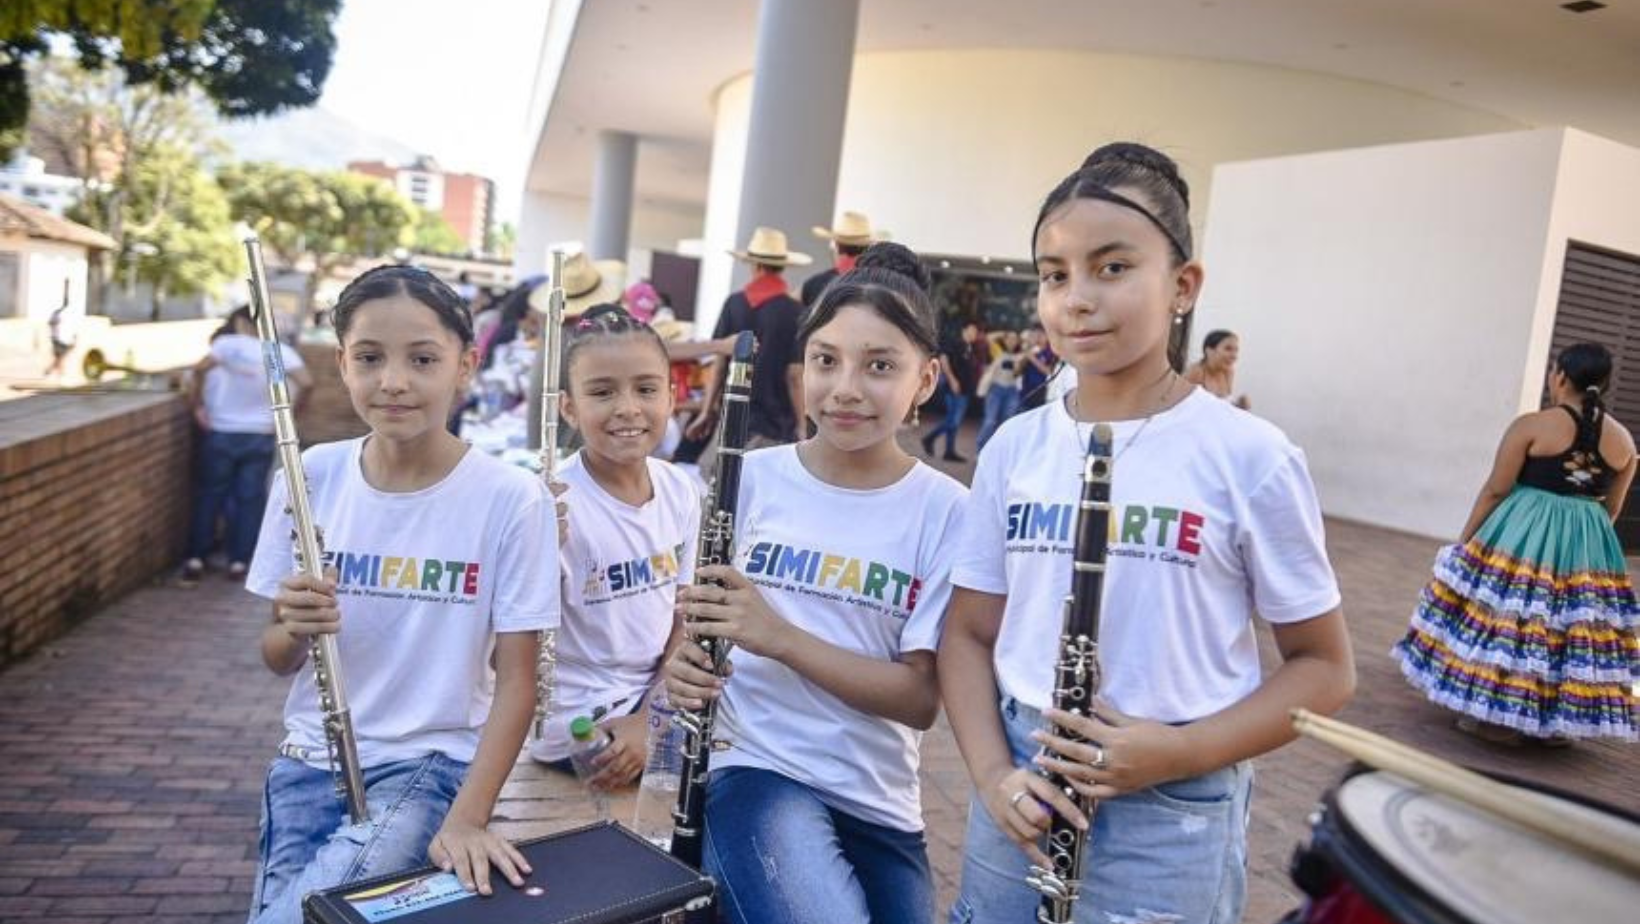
[812,210,889,246]
[529,250,626,318]
[728,226,812,267]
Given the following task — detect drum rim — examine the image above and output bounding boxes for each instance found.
[1310,764,1640,924]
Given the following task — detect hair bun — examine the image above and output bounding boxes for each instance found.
[855,241,931,293]
[1081,142,1190,208]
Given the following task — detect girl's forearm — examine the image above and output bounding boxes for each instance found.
[937,625,1014,790]
[772,628,939,729]
[1173,647,1355,779]
[446,673,535,827]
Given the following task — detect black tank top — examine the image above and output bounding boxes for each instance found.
[1516,405,1615,498]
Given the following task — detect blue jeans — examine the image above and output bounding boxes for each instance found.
[976,384,1021,451]
[189,430,276,564]
[924,386,969,456]
[704,767,934,924]
[950,698,1252,924]
[248,752,468,924]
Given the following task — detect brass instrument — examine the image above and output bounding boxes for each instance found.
[1027,423,1113,923]
[244,237,370,824]
[533,250,567,741]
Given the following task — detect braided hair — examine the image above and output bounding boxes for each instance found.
[1032,142,1196,370]
[1556,342,1614,453]
[798,241,939,357]
[562,302,670,393]
[333,264,473,346]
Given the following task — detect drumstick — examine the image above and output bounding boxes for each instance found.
[1291,709,1640,876]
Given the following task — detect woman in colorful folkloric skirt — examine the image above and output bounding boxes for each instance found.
[1394,342,1640,744]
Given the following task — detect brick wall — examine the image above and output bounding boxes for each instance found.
[0,392,193,668]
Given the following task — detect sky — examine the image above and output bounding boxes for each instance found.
[316,0,554,225]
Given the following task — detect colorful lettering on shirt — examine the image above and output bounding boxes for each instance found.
[1006,502,1207,556]
[581,543,687,602]
[744,541,922,612]
[322,550,483,598]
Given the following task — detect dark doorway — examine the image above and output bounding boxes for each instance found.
[1546,241,1640,549]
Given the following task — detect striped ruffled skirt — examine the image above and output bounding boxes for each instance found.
[1392,485,1640,740]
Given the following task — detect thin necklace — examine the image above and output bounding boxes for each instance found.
[1070,365,1182,464]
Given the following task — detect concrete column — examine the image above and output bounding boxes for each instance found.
[731,0,860,294]
[588,130,637,261]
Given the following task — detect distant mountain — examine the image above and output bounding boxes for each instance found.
[216,106,419,172]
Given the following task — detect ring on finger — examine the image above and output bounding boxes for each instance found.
[1008,790,1030,810]
[1091,745,1108,771]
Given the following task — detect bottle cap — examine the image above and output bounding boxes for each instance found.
[570,716,595,740]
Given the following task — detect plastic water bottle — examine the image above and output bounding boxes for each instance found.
[632,690,684,849]
[567,715,613,818]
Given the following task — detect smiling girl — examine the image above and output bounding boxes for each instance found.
[939,144,1355,924]
[529,305,700,788]
[245,265,557,923]
[665,243,966,924]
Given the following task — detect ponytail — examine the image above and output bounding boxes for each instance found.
[1579,385,1605,453]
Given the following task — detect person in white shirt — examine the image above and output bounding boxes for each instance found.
[182,307,312,584]
[667,243,967,924]
[528,304,700,789]
[939,143,1356,924]
[245,265,557,923]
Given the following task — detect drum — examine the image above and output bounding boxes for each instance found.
[1285,768,1640,923]
[302,821,714,924]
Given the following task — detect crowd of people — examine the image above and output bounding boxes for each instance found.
[176,140,1636,924]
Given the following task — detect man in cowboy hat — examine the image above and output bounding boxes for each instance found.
[802,210,887,307]
[686,226,811,447]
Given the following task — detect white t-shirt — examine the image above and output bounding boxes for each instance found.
[953,388,1340,723]
[247,438,558,769]
[204,333,306,435]
[537,452,701,761]
[713,445,967,832]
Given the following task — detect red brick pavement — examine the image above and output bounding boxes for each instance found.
[0,519,1636,923]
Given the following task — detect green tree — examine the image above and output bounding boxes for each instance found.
[116,142,239,318]
[31,55,232,313]
[221,161,418,308]
[412,207,466,256]
[1,0,340,159]
[488,221,516,261]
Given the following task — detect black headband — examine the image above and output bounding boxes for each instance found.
[1082,185,1191,262]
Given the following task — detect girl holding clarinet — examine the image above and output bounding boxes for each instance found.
[938,143,1355,924]
[245,265,557,923]
[665,243,967,924]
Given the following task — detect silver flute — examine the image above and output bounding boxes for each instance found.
[1027,423,1114,923]
[532,249,567,740]
[244,237,369,824]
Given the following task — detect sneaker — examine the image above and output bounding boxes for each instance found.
[178,559,205,587]
[919,433,935,457]
[228,562,248,580]
[942,451,968,464]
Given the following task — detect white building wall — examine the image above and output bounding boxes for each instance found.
[1519,130,1640,410]
[694,48,1525,323]
[11,238,90,324]
[1199,129,1576,540]
[513,191,702,286]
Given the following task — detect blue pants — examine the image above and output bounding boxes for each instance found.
[704,767,933,924]
[976,384,1021,451]
[924,386,969,456]
[248,753,468,924]
[188,430,276,564]
[950,698,1252,924]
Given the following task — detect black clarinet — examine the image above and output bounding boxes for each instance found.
[1026,423,1114,924]
[671,331,757,877]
